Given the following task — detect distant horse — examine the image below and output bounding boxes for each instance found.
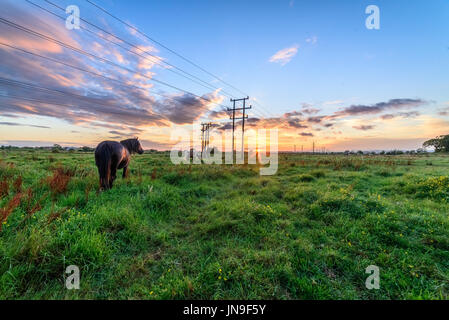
[95,138,144,190]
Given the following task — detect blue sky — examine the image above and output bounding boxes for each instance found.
[93,0,449,108]
[0,0,448,150]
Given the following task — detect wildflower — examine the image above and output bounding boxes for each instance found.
[150,291,154,295]
[348,242,352,247]
[218,276,222,280]
[219,268,222,273]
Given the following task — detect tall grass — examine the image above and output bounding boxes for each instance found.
[0,150,448,299]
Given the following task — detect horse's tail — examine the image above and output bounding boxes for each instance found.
[95,144,112,190]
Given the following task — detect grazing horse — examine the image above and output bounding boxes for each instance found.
[95,138,144,190]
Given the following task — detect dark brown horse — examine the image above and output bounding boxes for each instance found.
[95,138,144,190]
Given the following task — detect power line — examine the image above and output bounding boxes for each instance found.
[0,42,225,111]
[0,76,153,111]
[29,0,237,99]
[27,1,278,121]
[0,17,223,108]
[85,0,249,97]
[0,17,228,110]
[83,0,277,119]
[41,0,274,120]
[0,92,100,109]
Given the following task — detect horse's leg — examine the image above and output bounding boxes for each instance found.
[97,161,108,191]
[110,166,117,188]
[122,166,128,179]
[109,156,118,188]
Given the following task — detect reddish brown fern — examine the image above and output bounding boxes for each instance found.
[47,208,66,224]
[13,176,22,193]
[84,185,92,202]
[0,179,8,199]
[0,193,22,231]
[47,167,73,195]
[151,168,157,180]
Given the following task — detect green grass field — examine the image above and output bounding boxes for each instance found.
[0,150,448,299]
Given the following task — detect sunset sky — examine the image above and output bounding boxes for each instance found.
[0,0,448,151]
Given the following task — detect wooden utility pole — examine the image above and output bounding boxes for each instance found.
[228,97,250,155]
[206,122,212,150]
[201,122,213,154]
[201,123,206,154]
[312,141,315,154]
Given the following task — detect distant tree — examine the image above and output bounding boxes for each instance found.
[80,146,94,152]
[423,135,449,152]
[52,144,63,153]
[357,150,364,155]
[416,148,427,154]
[386,150,404,155]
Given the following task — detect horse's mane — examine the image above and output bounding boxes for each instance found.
[120,138,139,153]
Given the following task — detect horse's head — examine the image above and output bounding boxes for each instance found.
[121,138,144,154]
[136,138,144,154]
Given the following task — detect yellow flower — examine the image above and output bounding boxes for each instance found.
[218,276,222,280]
[219,268,222,273]
[348,242,352,246]
[150,291,154,295]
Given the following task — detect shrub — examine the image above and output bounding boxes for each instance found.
[163,172,188,186]
[311,170,326,178]
[406,176,449,199]
[285,186,319,205]
[297,174,315,182]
